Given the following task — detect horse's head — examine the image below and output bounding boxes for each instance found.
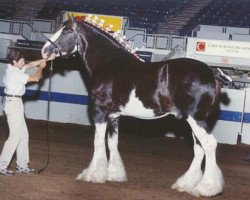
[42,14,144,74]
[41,16,81,60]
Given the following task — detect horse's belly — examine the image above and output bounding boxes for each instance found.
[120,104,155,119]
[119,89,168,119]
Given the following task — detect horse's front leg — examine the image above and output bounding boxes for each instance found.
[107,115,127,182]
[77,115,108,183]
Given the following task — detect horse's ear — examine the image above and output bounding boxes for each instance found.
[67,13,77,31]
[68,13,75,24]
[67,13,72,22]
[71,14,78,31]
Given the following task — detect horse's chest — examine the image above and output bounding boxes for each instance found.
[119,90,156,118]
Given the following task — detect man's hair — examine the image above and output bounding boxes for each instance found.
[8,49,25,65]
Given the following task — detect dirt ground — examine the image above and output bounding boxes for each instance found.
[0,116,250,200]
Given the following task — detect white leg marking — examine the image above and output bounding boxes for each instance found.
[107,133,127,182]
[172,133,204,193]
[76,123,108,183]
[186,116,224,197]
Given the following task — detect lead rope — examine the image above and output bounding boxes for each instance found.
[37,60,53,174]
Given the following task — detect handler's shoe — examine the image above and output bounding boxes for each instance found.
[16,166,35,174]
[0,168,14,176]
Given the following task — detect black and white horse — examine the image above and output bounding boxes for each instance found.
[41,16,224,197]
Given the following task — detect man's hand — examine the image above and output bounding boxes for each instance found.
[46,53,56,61]
[39,59,47,69]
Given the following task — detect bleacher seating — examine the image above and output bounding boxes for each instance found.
[37,0,191,34]
[2,0,250,36]
[0,0,19,20]
[179,0,250,36]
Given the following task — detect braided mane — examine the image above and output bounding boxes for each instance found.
[76,14,144,62]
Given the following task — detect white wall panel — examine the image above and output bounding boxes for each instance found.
[212,89,245,144]
[241,89,250,144]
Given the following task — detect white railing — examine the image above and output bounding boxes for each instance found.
[0,19,54,41]
[124,27,187,51]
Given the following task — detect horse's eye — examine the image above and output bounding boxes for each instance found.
[66,30,72,34]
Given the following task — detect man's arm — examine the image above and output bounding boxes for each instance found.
[27,60,46,82]
[26,59,46,69]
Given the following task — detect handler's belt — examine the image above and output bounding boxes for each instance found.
[4,94,22,98]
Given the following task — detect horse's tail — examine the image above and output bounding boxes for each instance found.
[214,79,221,104]
[206,78,230,131]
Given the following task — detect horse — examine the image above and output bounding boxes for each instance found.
[41,16,224,197]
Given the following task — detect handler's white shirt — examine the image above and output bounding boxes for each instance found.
[3,64,29,96]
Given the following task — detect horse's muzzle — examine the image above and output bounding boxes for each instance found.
[41,44,57,60]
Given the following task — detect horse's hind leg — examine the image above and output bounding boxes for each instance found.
[172,133,204,193]
[107,115,127,182]
[76,122,108,183]
[185,116,224,197]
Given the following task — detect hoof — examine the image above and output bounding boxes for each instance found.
[106,155,127,182]
[171,170,203,193]
[107,171,127,182]
[188,176,224,197]
[76,167,107,183]
[171,181,193,194]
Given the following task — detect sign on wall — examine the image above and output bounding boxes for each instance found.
[186,38,250,68]
[195,39,250,59]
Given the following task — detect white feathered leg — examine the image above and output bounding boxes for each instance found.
[186,116,224,197]
[76,123,108,183]
[107,117,127,182]
[172,133,204,193]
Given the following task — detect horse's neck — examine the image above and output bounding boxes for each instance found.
[83,35,131,76]
[79,23,135,76]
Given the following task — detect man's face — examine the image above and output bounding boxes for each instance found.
[13,58,25,69]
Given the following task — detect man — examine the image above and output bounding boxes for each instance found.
[0,49,47,176]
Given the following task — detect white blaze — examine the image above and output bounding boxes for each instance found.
[41,26,65,59]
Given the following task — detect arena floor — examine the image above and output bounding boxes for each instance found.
[0,116,250,200]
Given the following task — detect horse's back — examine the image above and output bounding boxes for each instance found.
[166,58,215,83]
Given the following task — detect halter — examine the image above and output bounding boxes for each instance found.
[53,29,81,59]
